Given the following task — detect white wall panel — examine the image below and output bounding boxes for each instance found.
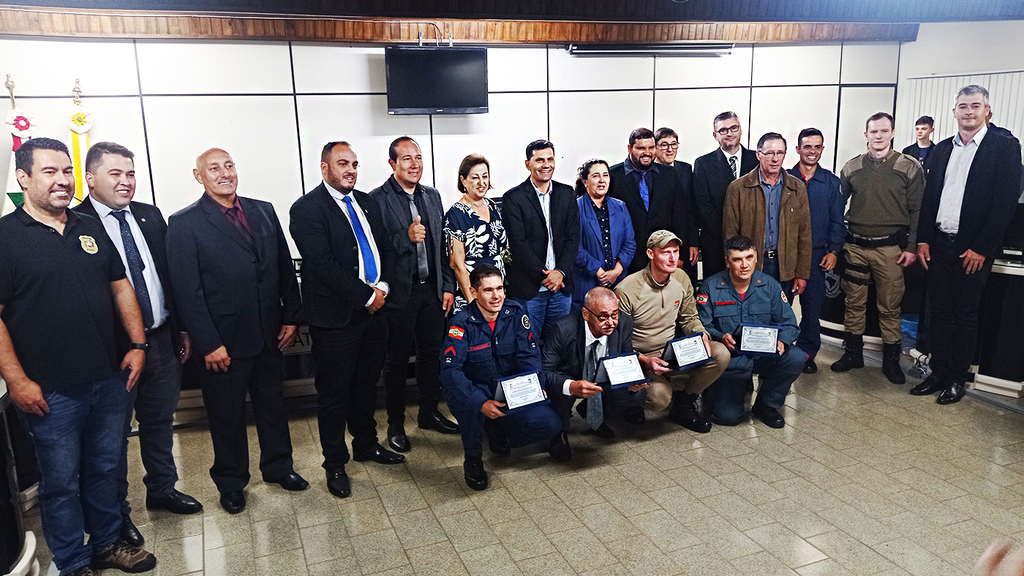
[487,47,547,93]
[0,38,139,96]
[749,86,839,171]
[0,97,151,204]
[549,91,654,186]
[142,95,303,251]
[294,94,431,198]
[431,93,548,208]
[840,43,900,85]
[655,46,754,89]
[548,47,654,91]
[291,44,386,94]
[835,87,896,174]
[654,88,752,166]
[136,41,293,95]
[752,45,842,86]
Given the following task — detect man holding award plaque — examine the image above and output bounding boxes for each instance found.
[440,265,562,491]
[696,235,805,428]
[615,230,729,433]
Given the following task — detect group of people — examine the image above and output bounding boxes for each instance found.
[0,82,1020,576]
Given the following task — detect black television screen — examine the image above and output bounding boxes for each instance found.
[385,47,488,115]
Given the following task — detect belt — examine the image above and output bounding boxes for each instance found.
[846,233,899,248]
[764,250,777,259]
[145,322,170,337]
[934,225,957,242]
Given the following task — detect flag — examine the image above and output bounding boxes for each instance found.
[65,102,92,206]
[3,107,33,216]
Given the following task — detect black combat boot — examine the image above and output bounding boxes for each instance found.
[830,333,864,372]
[668,392,712,433]
[882,342,906,384]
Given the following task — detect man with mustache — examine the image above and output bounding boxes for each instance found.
[609,128,688,274]
[168,148,307,513]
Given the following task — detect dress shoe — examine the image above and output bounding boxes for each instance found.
[265,471,309,491]
[751,403,785,429]
[326,470,351,498]
[591,423,616,438]
[936,381,966,405]
[387,424,411,453]
[548,431,572,462]
[146,489,203,515]
[910,373,947,396]
[353,444,407,465]
[219,491,246,514]
[418,410,460,434]
[119,516,144,547]
[622,406,646,425]
[464,457,488,491]
[669,392,712,433]
[803,358,818,374]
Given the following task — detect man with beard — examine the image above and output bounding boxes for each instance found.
[609,128,687,274]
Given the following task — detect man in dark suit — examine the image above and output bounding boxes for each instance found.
[369,137,459,453]
[167,148,307,514]
[503,139,581,337]
[290,141,405,500]
[693,111,759,278]
[542,287,647,456]
[655,127,699,285]
[914,85,1023,405]
[75,142,202,547]
[609,128,687,275]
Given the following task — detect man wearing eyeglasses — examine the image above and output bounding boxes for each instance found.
[655,127,699,285]
[541,287,647,449]
[615,230,729,433]
[723,132,812,301]
[694,112,759,278]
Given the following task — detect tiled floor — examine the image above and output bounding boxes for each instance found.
[26,344,1024,576]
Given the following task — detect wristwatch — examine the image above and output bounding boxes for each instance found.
[131,342,151,352]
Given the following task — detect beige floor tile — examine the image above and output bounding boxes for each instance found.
[872,538,962,576]
[595,482,661,517]
[614,459,677,491]
[729,550,800,575]
[490,517,556,561]
[816,504,900,546]
[204,541,256,576]
[339,496,393,536]
[390,507,448,550]
[744,522,828,568]
[717,470,787,506]
[683,515,763,560]
[548,528,619,573]
[806,530,897,574]
[375,480,428,516]
[469,486,529,525]
[515,551,575,576]
[299,519,354,565]
[663,464,731,498]
[629,509,701,553]
[404,541,469,576]
[153,511,205,542]
[458,543,523,576]
[794,558,849,576]
[647,485,717,522]
[439,509,501,552]
[255,548,308,576]
[520,495,585,535]
[604,535,683,575]
[576,502,642,543]
[545,474,608,508]
[153,535,204,576]
[701,491,776,531]
[203,511,253,550]
[420,480,477,518]
[307,556,363,575]
[246,483,297,522]
[291,487,346,528]
[349,528,408,574]
[669,543,741,576]
[496,470,556,502]
[758,499,836,539]
[252,515,303,557]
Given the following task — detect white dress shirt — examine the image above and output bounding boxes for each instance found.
[936,125,987,234]
[531,181,558,291]
[324,181,390,307]
[563,326,607,396]
[89,196,169,330]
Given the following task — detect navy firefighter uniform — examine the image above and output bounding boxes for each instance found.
[696,269,805,425]
[440,300,561,458]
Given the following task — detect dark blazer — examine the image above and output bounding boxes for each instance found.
[667,160,698,248]
[502,178,581,300]
[368,175,454,308]
[573,194,635,305]
[917,131,1023,258]
[693,147,759,270]
[167,193,302,358]
[608,160,686,274]
[541,311,634,397]
[289,183,395,329]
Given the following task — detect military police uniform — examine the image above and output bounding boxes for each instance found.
[440,300,561,458]
[696,269,805,425]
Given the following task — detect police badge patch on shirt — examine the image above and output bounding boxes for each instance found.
[79,235,98,254]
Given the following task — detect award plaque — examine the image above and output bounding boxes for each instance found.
[662,332,712,369]
[495,372,549,412]
[595,353,649,389]
[735,324,781,356]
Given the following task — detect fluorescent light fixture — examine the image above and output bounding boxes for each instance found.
[567,43,733,56]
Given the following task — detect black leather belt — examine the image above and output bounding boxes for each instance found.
[145,322,169,337]
[846,233,899,248]
[764,250,777,259]
[934,225,957,242]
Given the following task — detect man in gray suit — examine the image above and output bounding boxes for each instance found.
[369,137,459,453]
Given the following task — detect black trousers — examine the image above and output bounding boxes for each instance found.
[700,233,726,279]
[926,231,993,383]
[199,344,293,493]
[382,281,445,426]
[550,388,646,431]
[310,312,386,473]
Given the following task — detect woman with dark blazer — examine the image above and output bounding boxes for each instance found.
[572,158,636,307]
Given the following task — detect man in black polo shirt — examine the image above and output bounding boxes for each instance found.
[0,138,156,576]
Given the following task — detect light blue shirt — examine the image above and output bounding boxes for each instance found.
[759,169,783,252]
[531,180,558,291]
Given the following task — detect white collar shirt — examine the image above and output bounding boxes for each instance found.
[936,125,987,234]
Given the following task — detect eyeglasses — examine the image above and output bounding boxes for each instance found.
[759,150,786,158]
[657,142,679,150]
[716,125,741,135]
[584,308,619,323]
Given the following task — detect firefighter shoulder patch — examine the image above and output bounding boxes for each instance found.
[781,291,788,303]
[521,315,530,330]
[448,326,464,340]
[695,294,708,304]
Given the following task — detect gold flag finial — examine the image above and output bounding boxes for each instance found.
[72,78,82,105]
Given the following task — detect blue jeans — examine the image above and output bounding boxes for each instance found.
[703,347,805,424]
[797,248,828,361]
[761,256,794,300]
[516,290,572,341]
[19,373,131,572]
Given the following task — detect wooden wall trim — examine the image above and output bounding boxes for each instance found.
[0,6,919,43]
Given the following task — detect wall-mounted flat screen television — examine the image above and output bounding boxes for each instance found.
[385,46,488,115]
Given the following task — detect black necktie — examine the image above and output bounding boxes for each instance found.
[112,210,154,329]
[729,155,739,180]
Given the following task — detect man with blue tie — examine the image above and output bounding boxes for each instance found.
[290,141,404,500]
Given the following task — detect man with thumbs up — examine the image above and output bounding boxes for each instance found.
[370,137,459,454]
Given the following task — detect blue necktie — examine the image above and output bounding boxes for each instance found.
[112,210,154,329]
[638,172,650,211]
[343,195,378,283]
